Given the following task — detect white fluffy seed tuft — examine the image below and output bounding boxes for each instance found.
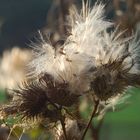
[28,2,140,99]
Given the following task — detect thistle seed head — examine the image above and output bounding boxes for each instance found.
[27,2,140,102]
[1,82,55,120]
[40,73,79,106]
[1,73,80,121]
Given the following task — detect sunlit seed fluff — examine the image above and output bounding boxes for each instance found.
[66,2,140,101]
[29,34,91,95]
[29,2,140,100]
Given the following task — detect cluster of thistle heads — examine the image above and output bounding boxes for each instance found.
[1,1,140,127]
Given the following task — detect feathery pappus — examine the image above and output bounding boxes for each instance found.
[29,2,140,102]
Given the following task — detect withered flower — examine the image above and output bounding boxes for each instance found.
[40,73,79,107]
[90,48,140,101]
[65,2,140,102]
[29,2,140,103]
[1,73,79,120]
[1,82,57,120]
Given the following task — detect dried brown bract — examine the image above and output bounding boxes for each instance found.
[1,73,79,121]
[40,73,79,107]
[1,82,57,120]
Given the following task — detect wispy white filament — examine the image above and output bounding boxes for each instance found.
[29,2,140,97]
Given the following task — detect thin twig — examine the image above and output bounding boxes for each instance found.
[90,114,105,140]
[81,100,99,140]
[58,106,68,140]
[60,116,68,140]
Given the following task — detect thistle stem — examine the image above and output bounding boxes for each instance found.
[58,106,68,140]
[81,100,99,140]
[60,117,68,140]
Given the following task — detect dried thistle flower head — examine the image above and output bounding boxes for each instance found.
[66,2,140,101]
[39,73,79,106]
[28,2,140,102]
[1,78,79,121]
[1,82,57,120]
[90,52,140,101]
[29,41,91,96]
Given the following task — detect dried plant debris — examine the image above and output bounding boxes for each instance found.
[28,2,140,102]
[1,79,79,121]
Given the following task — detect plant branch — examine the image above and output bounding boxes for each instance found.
[81,100,99,140]
[58,106,68,140]
[60,116,68,140]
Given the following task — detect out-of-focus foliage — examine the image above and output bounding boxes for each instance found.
[100,88,140,140]
[0,90,6,103]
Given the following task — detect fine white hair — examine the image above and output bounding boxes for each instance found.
[29,1,140,96]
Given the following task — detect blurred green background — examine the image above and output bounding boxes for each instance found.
[100,88,140,140]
